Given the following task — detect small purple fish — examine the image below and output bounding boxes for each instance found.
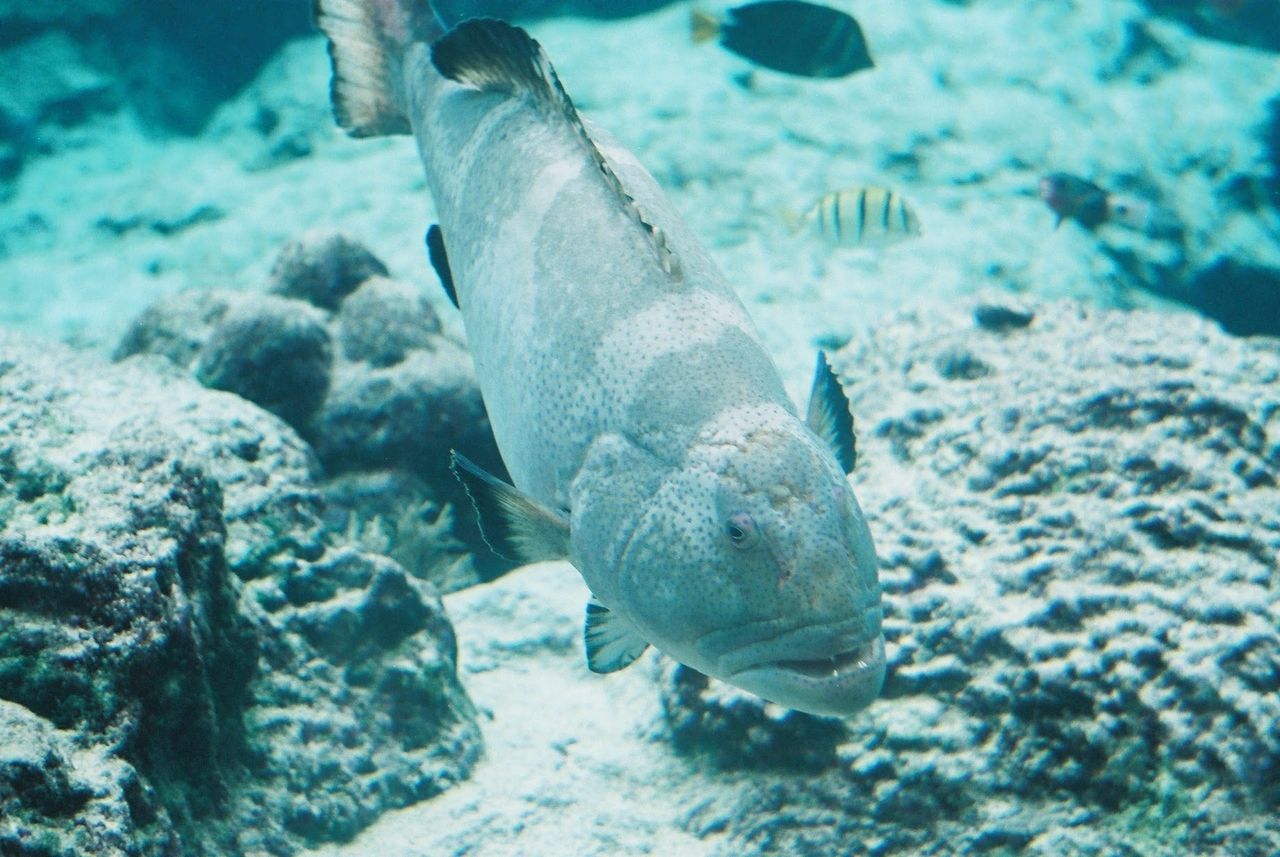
[1039,172,1109,229]
[1039,172,1178,237]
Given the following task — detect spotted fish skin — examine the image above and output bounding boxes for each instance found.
[802,186,922,248]
[314,1,885,716]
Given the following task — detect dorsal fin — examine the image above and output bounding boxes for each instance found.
[425,224,459,309]
[430,19,683,281]
[806,351,858,474]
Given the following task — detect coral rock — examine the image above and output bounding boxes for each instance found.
[268,230,389,310]
[0,330,480,855]
[113,288,236,367]
[337,276,443,367]
[310,342,497,480]
[665,299,1280,856]
[196,295,333,427]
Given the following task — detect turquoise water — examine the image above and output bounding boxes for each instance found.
[1,2,1278,855]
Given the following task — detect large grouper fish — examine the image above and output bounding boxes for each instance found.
[313,0,885,716]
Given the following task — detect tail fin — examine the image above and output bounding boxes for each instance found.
[690,9,720,44]
[313,0,444,137]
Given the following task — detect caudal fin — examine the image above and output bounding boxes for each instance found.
[313,0,443,137]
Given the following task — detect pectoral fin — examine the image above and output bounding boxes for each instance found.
[451,451,570,563]
[425,224,459,309]
[585,597,650,673]
[806,350,858,474]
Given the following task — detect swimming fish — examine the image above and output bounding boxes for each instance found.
[1039,172,1173,236]
[786,186,922,248]
[1039,173,1109,229]
[691,1,875,79]
[314,1,886,716]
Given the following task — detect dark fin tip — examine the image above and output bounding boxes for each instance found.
[584,598,650,674]
[430,17,547,96]
[450,450,570,564]
[426,224,459,309]
[451,450,517,561]
[808,351,858,474]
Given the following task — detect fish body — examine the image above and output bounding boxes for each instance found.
[314,2,885,716]
[692,1,874,79]
[791,186,922,248]
[1038,172,1173,237]
[1038,172,1109,229]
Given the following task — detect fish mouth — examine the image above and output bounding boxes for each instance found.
[774,637,881,679]
[729,635,886,717]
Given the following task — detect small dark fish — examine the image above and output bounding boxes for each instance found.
[1038,172,1110,229]
[691,1,874,79]
[1039,172,1176,236]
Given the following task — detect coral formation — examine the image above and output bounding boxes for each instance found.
[337,275,443,367]
[0,331,480,856]
[117,232,512,590]
[195,295,333,426]
[663,298,1280,855]
[268,230,391,311]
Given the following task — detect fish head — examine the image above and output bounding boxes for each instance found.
[610,409,884,717]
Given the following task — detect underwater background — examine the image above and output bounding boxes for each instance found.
[1,0,1278,855]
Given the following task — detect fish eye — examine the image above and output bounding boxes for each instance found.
[725,512,759,548]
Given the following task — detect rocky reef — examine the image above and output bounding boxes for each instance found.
[663,298,1280,855]
[0,332,480,856]
[0,0,310,147]
[116,231,513,593]
[4,283,1277,856]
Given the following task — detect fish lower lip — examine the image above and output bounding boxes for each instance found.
[772,640,879,679]
[726,636,886,715]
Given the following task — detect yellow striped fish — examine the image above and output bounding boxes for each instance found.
[788,187,922,248]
